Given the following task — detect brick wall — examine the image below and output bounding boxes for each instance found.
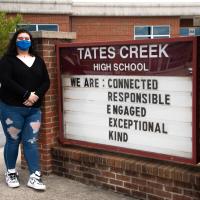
[9,13,70,32]
[52,146,200,200]
[8,14,179,38]
[37,38,60,174]
[71,16,180,42]
[21,33,75,174]
[21,38,60,174]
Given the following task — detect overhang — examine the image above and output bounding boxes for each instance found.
[72,2,200,17]
[0,0,73,14]
[0,0,200,17]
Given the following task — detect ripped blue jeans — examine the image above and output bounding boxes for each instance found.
[0,101,41,174]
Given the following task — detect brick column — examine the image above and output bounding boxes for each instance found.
[21,31,76,175]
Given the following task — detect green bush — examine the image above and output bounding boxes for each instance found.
[0,12,22,57]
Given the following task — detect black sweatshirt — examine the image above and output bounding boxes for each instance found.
[0,55,50,107]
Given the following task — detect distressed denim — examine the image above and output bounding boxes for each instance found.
[0,101,41,174]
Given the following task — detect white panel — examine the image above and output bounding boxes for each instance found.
[61,75,193,159]
[63,88,192,107]
[63,100,192,122]
[62,75,192,92]
[64,123,192,158]
[63,111,192,137]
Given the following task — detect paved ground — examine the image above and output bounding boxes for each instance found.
[0,124,5,147]
[0,148,136,200]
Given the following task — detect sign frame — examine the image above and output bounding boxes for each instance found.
[56,37,199,164]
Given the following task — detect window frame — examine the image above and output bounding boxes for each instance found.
[134,25,170,40]
[180,27,200,36]
[17,23,59,32]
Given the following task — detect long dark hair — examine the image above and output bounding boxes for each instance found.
[4,29,37,57]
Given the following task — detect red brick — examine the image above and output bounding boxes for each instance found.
[183,189,200,198]
[15,14,70,32]
[124,182,138,190]
[174,181,192,189]
[147,181,163,190]
[148,194,165,200]
[124,161,136,171]
[172,171,184,182]
[41,160,52,166]
[110,179,123,186]
[194,184,200,191]
[72,16,180,42]
[116,186,131,195]
[140,173,156,181]
[110,167,124,174]
[157,177,173,186]
[125,170,138,177]
[64,163,76,170]
[116,174,131,182]
[132,177,146,185]
[101,171,115,179]
[131,190,147,200]
[58,166,68,174]
[96,176,109,183]
[152,167,159,176]
[51,147,200,200]
[82,162,95,169]
[173,194,192,200]
[41,154,52,160]
[101,183,116,191]
[153,189,172,199]
[139,185,154,194]
[158,167,171,179]
[52,160,63,166]
[196,176,200,185]
[165,185,182,194]
[83,173,94,179]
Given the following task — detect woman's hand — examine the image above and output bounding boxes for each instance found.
[23,99,33,106]
[23,92,39,106]
[28,92,39,104]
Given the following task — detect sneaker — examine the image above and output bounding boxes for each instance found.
[5,170,20,188]
[27,171,46,190]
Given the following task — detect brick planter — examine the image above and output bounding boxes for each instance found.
[52,146,200,200]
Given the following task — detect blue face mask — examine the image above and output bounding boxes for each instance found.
[16,40,31,51]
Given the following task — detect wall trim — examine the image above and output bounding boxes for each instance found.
[1,0,200,16]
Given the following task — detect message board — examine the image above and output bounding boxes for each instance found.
[57,37,197,164]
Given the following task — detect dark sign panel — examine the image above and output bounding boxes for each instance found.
[60,40,192,76]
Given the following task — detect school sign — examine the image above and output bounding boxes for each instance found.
[56,37,199,164]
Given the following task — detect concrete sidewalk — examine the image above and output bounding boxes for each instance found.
[0,148,136,200]
[0,124,5,147]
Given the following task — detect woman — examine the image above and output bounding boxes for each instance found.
[0,29,50,190]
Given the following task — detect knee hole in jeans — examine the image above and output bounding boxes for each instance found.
[7,126,21,140]
[30,120,41,134]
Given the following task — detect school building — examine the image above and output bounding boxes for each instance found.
[1,1,200,199]
[1,0,200,40]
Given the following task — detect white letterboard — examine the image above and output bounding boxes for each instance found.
[62,75,192,158]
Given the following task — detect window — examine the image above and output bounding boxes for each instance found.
[180,27,200,36]
[17,24,59,32]
[134,25,170,40]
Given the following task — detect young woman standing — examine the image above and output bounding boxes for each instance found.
[0,29,50,190]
